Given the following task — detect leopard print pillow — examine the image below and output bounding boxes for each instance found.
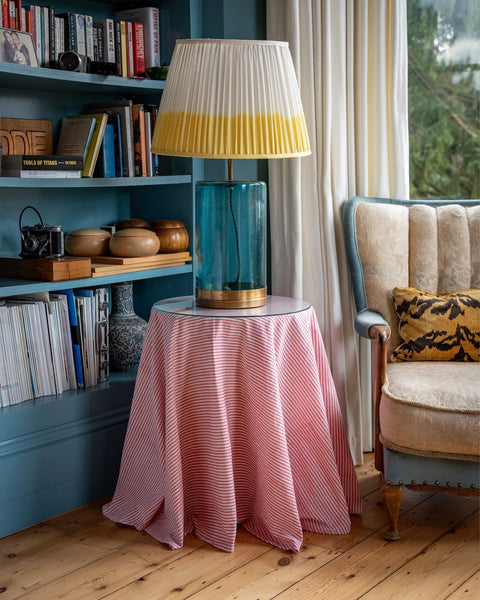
[391,287,480,362]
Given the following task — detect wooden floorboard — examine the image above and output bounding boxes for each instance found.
[0,453,478,600]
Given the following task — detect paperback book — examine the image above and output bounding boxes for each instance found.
[56,116,96,163]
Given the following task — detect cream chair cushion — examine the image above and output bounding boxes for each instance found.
[380,362,480,460]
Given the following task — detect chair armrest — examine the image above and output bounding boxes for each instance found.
[355,310,391,340]
[355,311,391,474]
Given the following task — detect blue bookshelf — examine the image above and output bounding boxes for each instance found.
[0,0,197,538]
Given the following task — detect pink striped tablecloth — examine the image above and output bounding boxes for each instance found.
[103,296,361,552]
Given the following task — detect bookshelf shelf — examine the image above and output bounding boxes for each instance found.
[0,62,166,94]
[0,264,193,297]
[0,174,192,188]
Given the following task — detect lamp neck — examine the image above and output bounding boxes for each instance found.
[228,159,233,181]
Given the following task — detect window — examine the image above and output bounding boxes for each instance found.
[408,0,480,199]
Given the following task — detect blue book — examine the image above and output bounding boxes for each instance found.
[112,112,123,177]
[96,123,116,178]
[56,289,84,388]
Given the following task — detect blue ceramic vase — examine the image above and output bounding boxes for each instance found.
[109,281,148,371]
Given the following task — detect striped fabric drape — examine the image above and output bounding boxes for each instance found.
[103,302,361,552]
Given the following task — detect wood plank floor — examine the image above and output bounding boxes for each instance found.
[1,454,478,600]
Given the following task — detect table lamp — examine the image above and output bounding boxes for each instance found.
[151,39,310,308]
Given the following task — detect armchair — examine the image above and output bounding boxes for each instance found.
[343,196,480,540]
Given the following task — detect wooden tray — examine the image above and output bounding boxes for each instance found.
[90,252,191,265]
[91,258,190,277]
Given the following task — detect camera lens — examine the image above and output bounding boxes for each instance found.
[23,235,39,252]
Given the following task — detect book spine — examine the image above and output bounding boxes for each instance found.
[112,113,123,177]
[138,105,146,177]
[34,5,41,64]
[48,5,56,67]
[104,18,115,63]
[26,6,34,38]
[57,289,84,388]
[65,13,76,52]
[94,288,109,384]
[119,20,127,78]
[14,0,21,29]
[96,123,116,178]
[41,6,49,67]
[84,14,94,60]
[55,16,65,56]
[19,5,26,31]
[132,22,145,77]
[4,170,82,178]
[126,21,134,77]
[75,13,85,55]
[8,0,15,29]
[3,156,85,169]
[1,1,8,29]
[92,22,100,61]
[114,19,122,76]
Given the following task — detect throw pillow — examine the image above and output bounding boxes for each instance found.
[391,287,480,362]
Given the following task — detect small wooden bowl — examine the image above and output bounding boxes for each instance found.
[109,228,160,257]
[65,228,111,256]
[150,219,189,253]
[115,218,150,231]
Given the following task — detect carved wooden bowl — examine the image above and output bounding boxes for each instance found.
[65,228,111,256]
[109,228,160,257]
[150,219,189,253]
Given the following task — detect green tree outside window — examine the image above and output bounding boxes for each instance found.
[408,0,480,199]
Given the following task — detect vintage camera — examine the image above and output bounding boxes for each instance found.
[58,51,91,73]
[19,206,64,258]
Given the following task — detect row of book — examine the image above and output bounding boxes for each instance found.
[1,2,160,75]
[0,288,109,408]
[1,99,160,178]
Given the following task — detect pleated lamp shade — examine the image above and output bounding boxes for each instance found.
[151,39,311,159]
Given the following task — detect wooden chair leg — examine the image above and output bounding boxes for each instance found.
[381,479,403,541]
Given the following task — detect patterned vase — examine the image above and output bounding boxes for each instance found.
[109,281,148,371]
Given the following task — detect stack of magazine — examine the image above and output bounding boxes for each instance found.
[0,288,109,407]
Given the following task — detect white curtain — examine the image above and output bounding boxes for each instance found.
[266,0,409,464]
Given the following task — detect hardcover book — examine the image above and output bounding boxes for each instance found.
[68,113,108,177]
[55,116,96,163]
[2,170,82,178]
[1,154,84,170]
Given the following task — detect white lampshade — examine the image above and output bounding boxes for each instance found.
[151,39,311,159]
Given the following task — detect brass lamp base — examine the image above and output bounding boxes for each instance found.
[196,287,267,309]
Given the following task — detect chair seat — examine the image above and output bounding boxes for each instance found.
[380,362,480,461]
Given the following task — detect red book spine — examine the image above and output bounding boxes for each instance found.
[8,0,16,29]
[132,21,145,77]
[25,7,32,35]
[2,1,9,28]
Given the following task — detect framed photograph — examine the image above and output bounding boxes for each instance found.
[0,27,38,67]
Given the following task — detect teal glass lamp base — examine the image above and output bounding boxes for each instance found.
[196,180,267,309]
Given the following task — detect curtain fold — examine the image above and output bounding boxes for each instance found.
[266,0,409,464]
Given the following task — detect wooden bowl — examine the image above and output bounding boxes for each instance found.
[115,218,150,231]
[150,219,189,253]
[109,228,160,257]
[65,228,111,256]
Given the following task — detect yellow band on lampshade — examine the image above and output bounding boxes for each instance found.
[151,39,311,159]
